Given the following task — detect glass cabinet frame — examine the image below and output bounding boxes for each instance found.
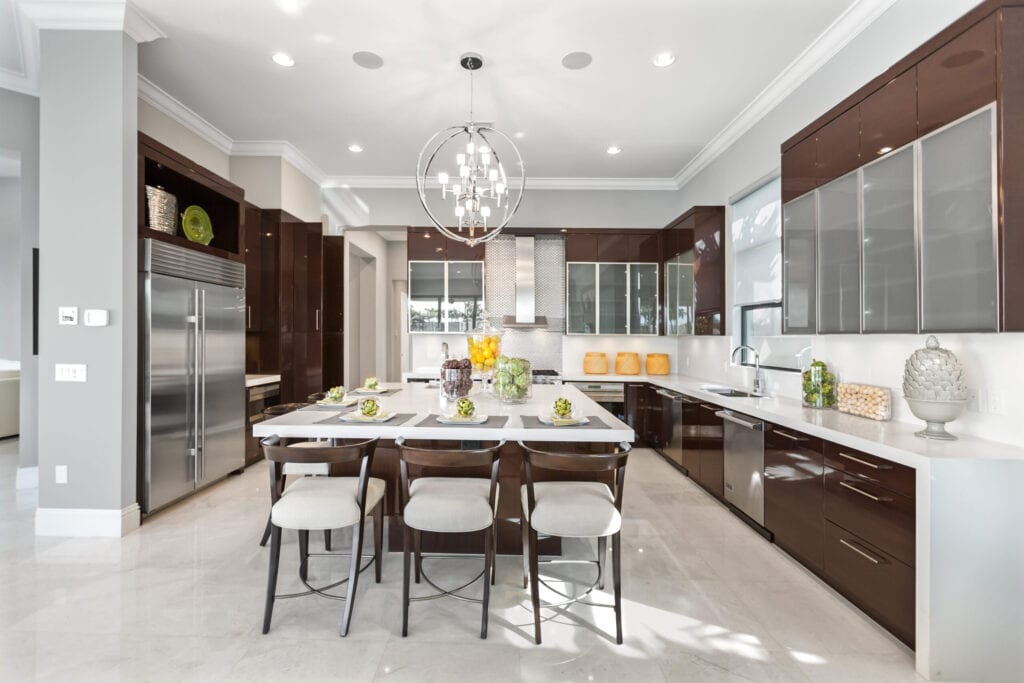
[565,262,660,335]
[408,259,485,334]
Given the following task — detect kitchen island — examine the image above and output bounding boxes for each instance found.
[253,383,634,554]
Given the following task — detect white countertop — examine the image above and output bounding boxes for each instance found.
[564,371,1024,469]
[245,374,281,389]
[254,383,634,443]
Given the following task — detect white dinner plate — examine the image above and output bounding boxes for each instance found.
[537,414,589,426]
[436,414,489,425]
[339,412,395,423]
[317,397,359,407]
[351,387,387,395]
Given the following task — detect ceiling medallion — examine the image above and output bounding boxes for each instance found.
[415,53,525,247]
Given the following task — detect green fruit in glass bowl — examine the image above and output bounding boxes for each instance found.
[553,397,573,418]
[455,397,476,418]
[325,386,346,402]
[359,398,380,417]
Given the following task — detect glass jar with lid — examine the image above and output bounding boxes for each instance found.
[467,311,503,379]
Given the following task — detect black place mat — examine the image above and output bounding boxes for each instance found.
[413,414,510,429]
[520,415,611,429]
[300,404,357,412]
[314,412,416,426]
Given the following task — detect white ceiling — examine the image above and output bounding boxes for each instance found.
[128,0,858,182]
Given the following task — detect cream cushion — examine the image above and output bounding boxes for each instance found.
[282,441,330,476]
[522,481,621,538]
[403,477,495,533]
[271,476,385,530]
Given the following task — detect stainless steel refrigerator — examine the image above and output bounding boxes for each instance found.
[140,239,246,514]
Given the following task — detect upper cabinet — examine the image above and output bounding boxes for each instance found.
[563,230,659,263]
[408,260,484,334]
[780,2,1021,332]
[407,227,485,261]
[693,207,726,335]
[566,262,659,335]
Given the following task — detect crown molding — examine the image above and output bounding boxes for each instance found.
[322,175,679,191]
[232,140,327,186]
[671,0,899,189]
[137,75,233,154]
[0,1,40,95]
[18,1,165,43]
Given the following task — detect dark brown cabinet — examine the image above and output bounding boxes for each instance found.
[623,382,648,446]
[407,228,447,260]
[918,13,997,136]
[764,425,825,573]
[679,396,701,476]
[565,233,599,262]
[693,208,726,335]
[814,107,861,184]
[781,134,818,203]
[563,230,659,264]
[322,235,345,389]
[243,203,263,334]
[859,68,918,160]
[696,402,724,497]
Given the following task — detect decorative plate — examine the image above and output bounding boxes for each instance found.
[181,205,214,245]
[537,414,590,426]
[436,414,489,425]
[339,412,395,423]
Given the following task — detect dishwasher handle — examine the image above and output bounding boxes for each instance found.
[654,389,684,401]
[716,410,764,431]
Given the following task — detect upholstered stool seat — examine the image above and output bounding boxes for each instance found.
[405,477,496,533]
[272,476,386,531]
[520,481,620,538]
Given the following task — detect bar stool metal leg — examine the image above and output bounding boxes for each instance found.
[373,501,384,583]
[402,523,412,637]
[413,529,422,584]
[324,529,332,551]
[340,516,366,637]
[521,514,530,589]
[298,530,310,581]
[262,525,282,633]
[259,518,272,547]
[598,536,607,590]
[481,524,493,638]
[528,525,542,644]
[612,531,623,644]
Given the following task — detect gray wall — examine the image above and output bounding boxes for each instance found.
[0,88,40,469]
[0,177,20,360]
[37,30,137,511]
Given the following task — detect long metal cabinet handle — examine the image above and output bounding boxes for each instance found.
[716,410,763,431]
[654,389,683,401]
[193,288,200,484]
[700,404,719,412]
[774,429,807,442]
[839,538,884,565]
[247,305,252,329]
[839,451,890,470]
[315,308,320,331]
[201,289,207,482]
[839,480,891,503]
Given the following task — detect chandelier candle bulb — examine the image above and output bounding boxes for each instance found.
[457,153,465,165]
[438,172,448,185]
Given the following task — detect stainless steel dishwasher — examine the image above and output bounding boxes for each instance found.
[717,409,765,526]
[654,388,685,465]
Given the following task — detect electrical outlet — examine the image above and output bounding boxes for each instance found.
[55,363,87,383]
[988,390,1006,416]
[55,465,68,484]
[967,389,981,412]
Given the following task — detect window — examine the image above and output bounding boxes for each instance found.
[731,178,807,371]
[408,260,484,333]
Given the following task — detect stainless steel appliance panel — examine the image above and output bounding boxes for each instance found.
[655,389,684,465]
[143,273,199,512]
[197,282,246,484]
[718,410,766,525]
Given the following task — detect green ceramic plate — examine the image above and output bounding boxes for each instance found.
[181,205,214,245]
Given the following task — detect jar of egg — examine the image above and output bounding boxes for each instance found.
[837,383,892,421]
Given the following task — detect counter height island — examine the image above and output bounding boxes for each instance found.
[253,383,634,554]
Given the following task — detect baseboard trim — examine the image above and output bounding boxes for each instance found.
[15,465,38,490]
[35,503,142,537]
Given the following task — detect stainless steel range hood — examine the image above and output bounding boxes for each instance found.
[502,236,549,328]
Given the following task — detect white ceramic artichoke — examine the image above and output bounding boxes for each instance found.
[903,335,969,401]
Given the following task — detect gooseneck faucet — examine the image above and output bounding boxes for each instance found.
[731,345,765,395]
[440,342,450,363]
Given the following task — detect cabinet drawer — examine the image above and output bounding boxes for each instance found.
[824,442,915,499]
[824,520,915,648]
[824,470,915,567]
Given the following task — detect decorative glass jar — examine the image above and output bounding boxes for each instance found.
[801,359,837,409]
[439,358,473,399]
[492,356,532,404]
[467,312,503,378]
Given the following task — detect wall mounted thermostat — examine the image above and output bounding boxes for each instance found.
[58,307,78,325]
[83,309,109,327]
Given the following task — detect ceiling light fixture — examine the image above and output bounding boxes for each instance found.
[653,51,676,67]
[607,146,622,155]
[352,51,384,69]
[561,51,593,70]
[272,52,295,67]
[348,144,363,153]
[415,53,525,247]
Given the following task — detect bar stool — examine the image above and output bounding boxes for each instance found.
[518,440,632,645]
[395,437,504,639]
[261,435,384,637]
[258,402,329,548]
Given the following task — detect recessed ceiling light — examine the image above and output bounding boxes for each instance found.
[311,33,333,44]
[606,146,622,155]
[348,144,363,153]
[272,52,295,67]
[352,51,384,69]
[653,51,676,67]
[562,51,593,70]
[514,131,525,139]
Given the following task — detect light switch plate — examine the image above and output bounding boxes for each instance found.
[83,309,109,327]
[58,307,78,325]
[55,363,87,383]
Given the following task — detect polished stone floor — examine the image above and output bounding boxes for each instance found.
[0,438,921,681]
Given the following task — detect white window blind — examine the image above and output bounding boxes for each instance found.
[731,178,782,306]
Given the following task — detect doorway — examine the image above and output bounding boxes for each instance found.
[347,245,378,384]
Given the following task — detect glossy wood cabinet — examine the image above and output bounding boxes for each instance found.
[859,68,918,160]
[696,402,724,498]
[407,227,485,261]
[564,233,599,262]
[563,230,659,263]
[322,236,345,389]
[692,208,726,336]
[814,107,861,185]
[781,134,818,204]
[243,203,263,334]
[764,425,825,574]
[679,396,702,476]
[623,383,649,448]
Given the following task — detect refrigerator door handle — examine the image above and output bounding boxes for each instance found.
[200,288,207,481]
[193,287,200,484]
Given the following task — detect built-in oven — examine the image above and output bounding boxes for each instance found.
[567,381,626,422]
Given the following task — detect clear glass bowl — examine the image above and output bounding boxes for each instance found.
[802,361,837,409]
[492,356,532,404]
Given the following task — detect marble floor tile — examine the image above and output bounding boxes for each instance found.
[0,442,920,681]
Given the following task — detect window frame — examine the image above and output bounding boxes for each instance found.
[738,301,801,373]
[407,259,485,334]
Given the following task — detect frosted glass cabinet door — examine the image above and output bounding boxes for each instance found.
[598,263,628,334]
[629,264,659,334]
[664,261,678,335]
[782,193,816,334]
[566,263,597,334]
[862,147,917,332]
[817,171,861,333]
[920,107,997,331]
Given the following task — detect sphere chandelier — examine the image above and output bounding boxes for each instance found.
[416,53,525,246]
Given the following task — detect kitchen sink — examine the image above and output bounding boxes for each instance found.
[700,385,756,398]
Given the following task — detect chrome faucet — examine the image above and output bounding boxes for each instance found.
[440,342,450,363]
[731,345,765,395]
